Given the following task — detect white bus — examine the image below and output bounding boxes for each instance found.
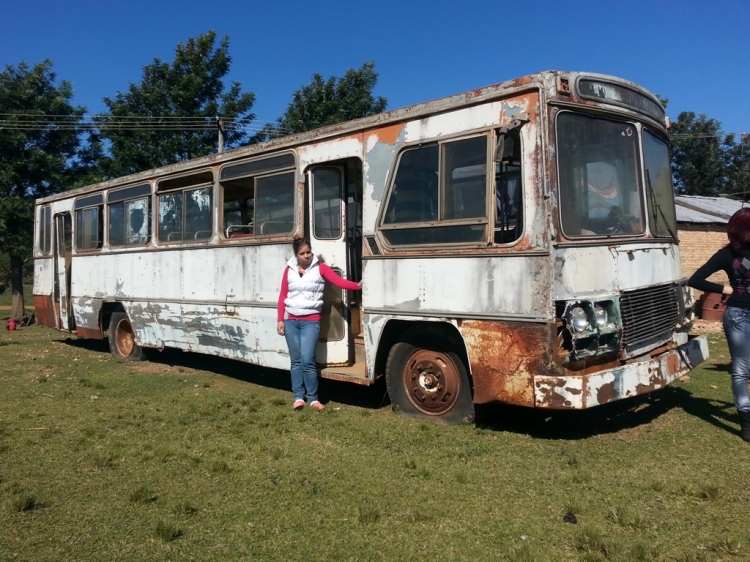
[33,70,708,423]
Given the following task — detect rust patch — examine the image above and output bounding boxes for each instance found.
[368,123,404,146]
[459,320,552,406]
[596,380,618,405]
[33,295,55,327]
[76,326,103,339]
[534,377,573,408]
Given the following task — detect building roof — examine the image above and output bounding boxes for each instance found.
[675,196,746,224]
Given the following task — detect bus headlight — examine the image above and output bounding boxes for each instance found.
[594,305,608,328]
[569,306,591,333]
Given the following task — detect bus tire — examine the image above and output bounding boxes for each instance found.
[385,341,475,424]
[108,312,146,361]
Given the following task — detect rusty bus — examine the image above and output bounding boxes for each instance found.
[32,70,709,423]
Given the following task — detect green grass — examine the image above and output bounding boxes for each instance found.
[0,284,33,312]
[0,327,748,561]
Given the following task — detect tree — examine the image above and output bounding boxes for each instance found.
[723,133,750,199]
[96,31,256,177]
[0,61,85,318]
[670,111,729,196]
[255,61,387,141]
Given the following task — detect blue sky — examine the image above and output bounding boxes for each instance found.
[1,0,748,135]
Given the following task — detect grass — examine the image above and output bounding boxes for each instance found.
[0,326,748,560]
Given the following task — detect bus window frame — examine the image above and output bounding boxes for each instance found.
[73,194,104,253]
[37,205,53,256]
[155,168,215,245]
[107,183,153,249]
[218,152,298,241]
[376,130,503,251]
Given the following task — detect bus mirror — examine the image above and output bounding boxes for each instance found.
[494,135,515,163]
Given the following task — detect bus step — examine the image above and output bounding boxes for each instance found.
[320,342,372,385]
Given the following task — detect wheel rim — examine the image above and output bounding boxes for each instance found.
[115,318,135,356]
[401,349,461,416]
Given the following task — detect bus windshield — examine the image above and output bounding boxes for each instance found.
[557,112,645,238]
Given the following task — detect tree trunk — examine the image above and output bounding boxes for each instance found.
[10,254,25,319]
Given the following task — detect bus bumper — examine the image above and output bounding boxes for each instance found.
[533,335,709,409]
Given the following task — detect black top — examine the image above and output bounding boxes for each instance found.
[688,245,750,310]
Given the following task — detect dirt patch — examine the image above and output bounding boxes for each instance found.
[692,319,724,334]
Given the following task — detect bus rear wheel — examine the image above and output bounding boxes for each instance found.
[108,312,145,361]
[386,342,474,424]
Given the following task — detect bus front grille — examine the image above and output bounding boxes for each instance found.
[620,283,680,352]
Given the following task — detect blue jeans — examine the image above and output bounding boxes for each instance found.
[284,319,321,403]
[723,306,750,413]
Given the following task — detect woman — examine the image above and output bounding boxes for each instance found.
[277,237,362,410]
[689,207,750,442]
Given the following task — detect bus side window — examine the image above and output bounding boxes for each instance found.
[494,129,523,244]
[73,194,105,251]
[222,176,254,238]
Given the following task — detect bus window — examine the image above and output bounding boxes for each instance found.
[158,187,212,242]
[557,112,645,238]
[254,172,295,235]
[74,194,104,251]
[38,205,52,255]
[222,175,254,237]
[380,136,488,246]
[108,184,151,247]
[494,128,523,244]
[220,157,296,238]
[313,168,343,239]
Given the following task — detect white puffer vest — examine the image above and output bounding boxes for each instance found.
[284,254,325,316]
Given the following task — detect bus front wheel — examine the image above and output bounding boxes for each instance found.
[386,342,475,424]
[108,312,146,361]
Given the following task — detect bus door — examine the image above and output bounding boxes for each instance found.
[53,212,74,331]
[308,165,352,365]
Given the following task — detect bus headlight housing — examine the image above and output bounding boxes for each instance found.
[569,306,591,333]
[558,299,622,362]
[594,305,608,328]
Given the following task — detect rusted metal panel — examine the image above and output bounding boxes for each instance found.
[534,335,709,409]
[458,319,554,406]
[72,297,103,339]
[33,295,56,327]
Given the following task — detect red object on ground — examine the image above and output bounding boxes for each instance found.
[7,318,16,331]
[698,292,727,322]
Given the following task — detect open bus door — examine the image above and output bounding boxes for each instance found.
[307,165,360,366]
[53,212,75,331]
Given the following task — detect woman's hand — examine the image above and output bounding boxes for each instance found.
[723,285,734,295]
[357,280,363,290]
[277,321,285,336]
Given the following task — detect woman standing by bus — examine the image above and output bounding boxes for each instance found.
[689,208,750,442]
[277,237,362,410]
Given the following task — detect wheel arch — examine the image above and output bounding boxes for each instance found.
[374,319,474,395]
[101,302,126,335]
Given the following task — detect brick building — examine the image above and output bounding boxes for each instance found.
[676,196,745,285]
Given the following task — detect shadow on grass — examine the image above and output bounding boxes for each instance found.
[476,385,738,441]
[57,336,389,411]
[57,336,737,440]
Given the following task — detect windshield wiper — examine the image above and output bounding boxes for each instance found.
[646,170,678,244]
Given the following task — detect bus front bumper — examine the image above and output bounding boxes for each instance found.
[533,335,709,409]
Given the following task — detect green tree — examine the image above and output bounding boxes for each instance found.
[256,61,387,141]
[96,31,255,177]
[723,133,750,199]
[670,111,728,195]
[0,61,85,318]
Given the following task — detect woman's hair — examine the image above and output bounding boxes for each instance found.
[727,208,750,252]
[292,237,312,254]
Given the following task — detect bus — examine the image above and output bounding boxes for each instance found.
[32,70,709,424]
